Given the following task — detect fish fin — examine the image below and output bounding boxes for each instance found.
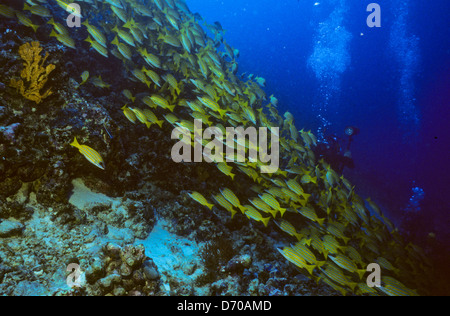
[31,24,39,33]
[304,264,315,275]
[238,205,247,214]
[348,282,358,292]
[317,261,326,268]
[261,216,270,227]
[294,233,304,242]
[123,20,131,29]
[111,36,119,46]
[218,108,227,118]
[70,137,80,149]
[356,269,366,280]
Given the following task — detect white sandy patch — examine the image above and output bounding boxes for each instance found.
[68,178,206,292]
[136,220,206,294]
[69,178,117,210]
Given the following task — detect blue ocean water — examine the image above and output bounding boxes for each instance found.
[187,0,450,248]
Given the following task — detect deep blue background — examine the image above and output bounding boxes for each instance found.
[186,0,450,247]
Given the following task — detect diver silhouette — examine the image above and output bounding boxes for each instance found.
[315,126,358,174]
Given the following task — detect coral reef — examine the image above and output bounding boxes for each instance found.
[57,243,163,296]
[0,0,445,297]
[9,41,55,104]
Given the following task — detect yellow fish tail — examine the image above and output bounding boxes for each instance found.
[261,216,270,227]
[70,137,80,149]
[356,269,366,280]
[238,205,247,214]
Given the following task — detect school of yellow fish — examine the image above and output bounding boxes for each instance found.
[2,0,435,295]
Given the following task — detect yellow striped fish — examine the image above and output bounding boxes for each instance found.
[220,188,246,213]
[112,26,136,47]
[164,113,180,126]
[326,221,350,244]
[377,257,400,274]
[379,276,418,296]
[291,242,323,266]
[250,198,277,218]
[70,137,105,170]
[78,71,89,87]
[82,20,107,48]
[212,194,237,218]
[277,246,315,275]
[50,30,75,49]
[111,36,133,61]
[55,0,82,18]
[16,12,39,32]
[0,4,15,18]
[329,253,366,280]
[216,162,235,180]
[320,264,357,292]
[244,205,270,227]
[23,3,51,17]
[121,105,137,124]
[319,271,348,296]
[143,109,164,128]
[143,67,161,87]
[130,108,151,128]
[85,36,108,58]
[151,95,176,112]
[138,48,161,69]
[322,235,342,255]
[274,219,303,241]
[197,96,227,118]
[188,191,214,210]
[259,193,286,217]
[297,207,325,226]
[122,90,135,103]
[110,5,127,23]
[285,179,304,196]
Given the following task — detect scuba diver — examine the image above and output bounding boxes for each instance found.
[315,126,359,174]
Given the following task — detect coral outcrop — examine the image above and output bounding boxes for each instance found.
[10,41,55,104]
[55,243,162,296]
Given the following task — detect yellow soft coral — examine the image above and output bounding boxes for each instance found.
[10,41,55,104]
